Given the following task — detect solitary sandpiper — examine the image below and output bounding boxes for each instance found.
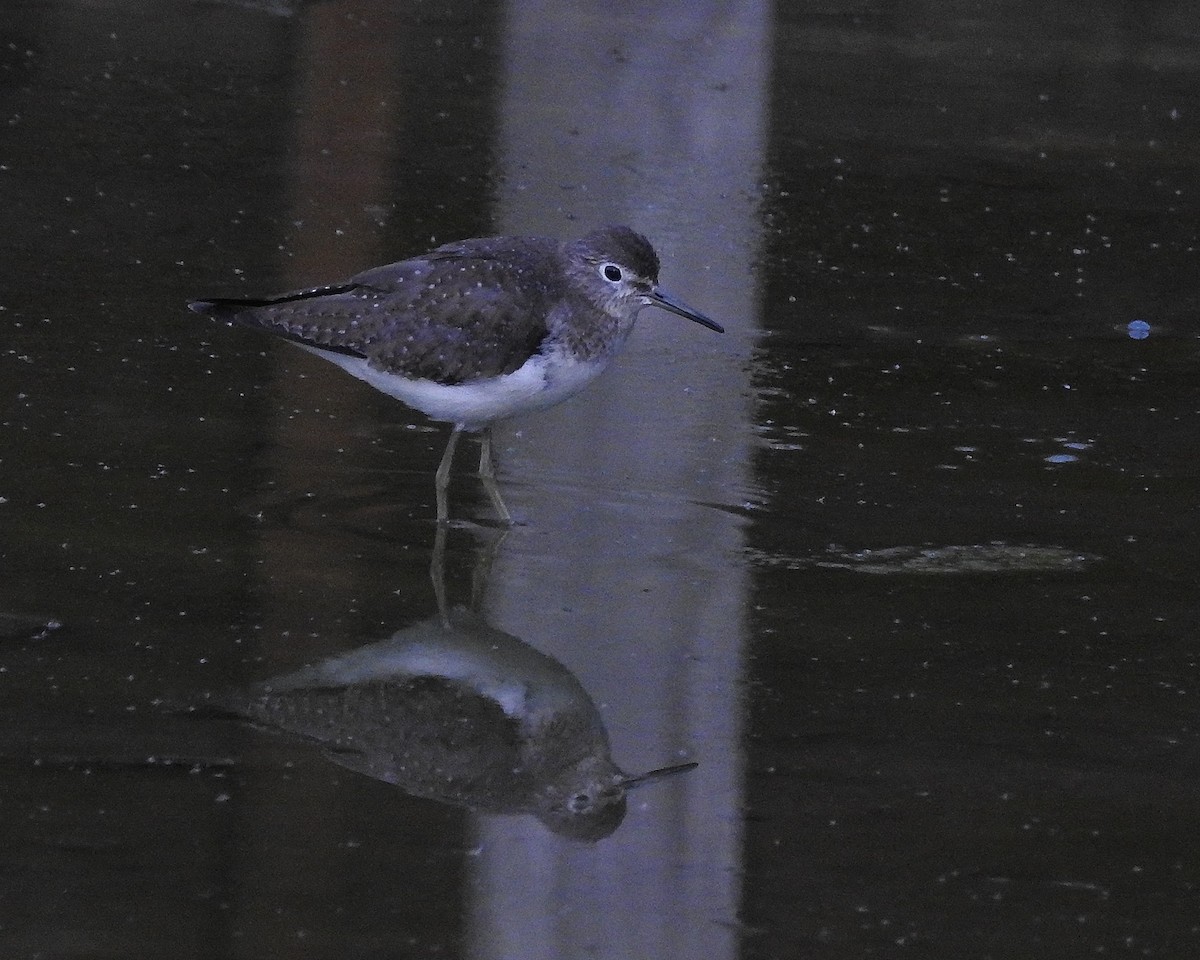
[188,225,723,522]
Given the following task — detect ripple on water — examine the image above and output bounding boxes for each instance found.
[748,542,1099,574]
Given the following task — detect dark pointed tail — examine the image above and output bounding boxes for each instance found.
[187,297,272,318]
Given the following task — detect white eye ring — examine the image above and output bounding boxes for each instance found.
[600,263,623,283]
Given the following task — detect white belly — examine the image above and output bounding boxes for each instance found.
[301,345,611,430]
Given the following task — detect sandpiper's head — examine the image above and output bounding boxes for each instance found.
[534,754,698,842]
[565,226,724,333]
[536,761,630,841]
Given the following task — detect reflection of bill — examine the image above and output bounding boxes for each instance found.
[209,608,695,841]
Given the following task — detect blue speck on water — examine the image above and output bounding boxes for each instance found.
[1045,453,1078,464]
[1127,319,1151,340]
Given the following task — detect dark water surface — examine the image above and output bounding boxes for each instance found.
[3,1,1199,957]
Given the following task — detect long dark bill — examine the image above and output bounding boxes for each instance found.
[646,288,725,333]
[621,761,700,790]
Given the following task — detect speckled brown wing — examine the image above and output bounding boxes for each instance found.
[190,236,566,385]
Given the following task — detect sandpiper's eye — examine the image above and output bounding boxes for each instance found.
[568,792,593,813]
[601,264,623,283]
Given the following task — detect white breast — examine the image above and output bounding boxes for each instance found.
[301,344,614,430]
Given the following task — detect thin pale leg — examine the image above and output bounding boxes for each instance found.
[478,427,513,524]
[435,425,463,524]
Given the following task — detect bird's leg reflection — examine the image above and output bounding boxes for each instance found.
[430,523,509,630]
[434,425,462,524]
[431,522,451,629]
[469,523,508,613]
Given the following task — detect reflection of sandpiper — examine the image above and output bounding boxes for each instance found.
[205,528,696,840]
